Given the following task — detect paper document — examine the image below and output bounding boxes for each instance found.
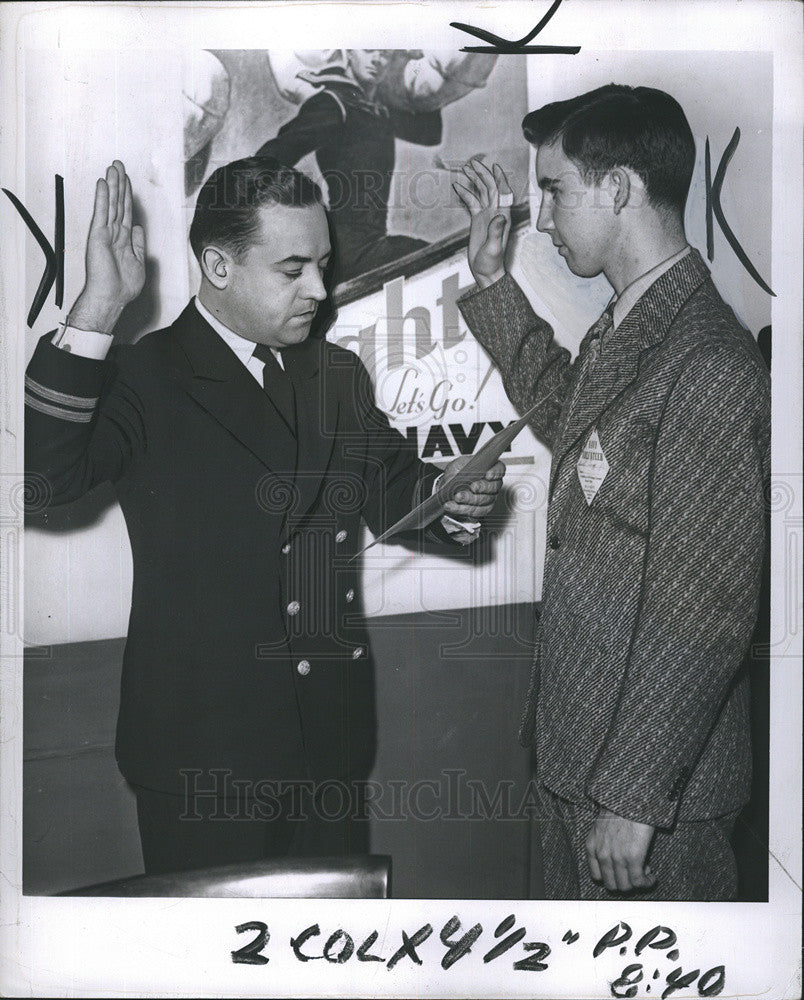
[351,397,545,559]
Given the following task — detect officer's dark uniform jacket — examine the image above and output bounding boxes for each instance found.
[25,302,443,795]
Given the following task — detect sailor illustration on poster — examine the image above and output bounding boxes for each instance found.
[184,50,518,287]
[257,50,496,283]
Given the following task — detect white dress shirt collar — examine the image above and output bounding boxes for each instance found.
[610,245,692,330]
[193,296,283,369]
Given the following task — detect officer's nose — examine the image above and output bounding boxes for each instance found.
[305,267,327,302]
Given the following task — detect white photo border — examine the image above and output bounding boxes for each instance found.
[1,2,801,997]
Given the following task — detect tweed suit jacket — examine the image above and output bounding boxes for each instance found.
[459,250,770,828]
[25,302,440,795]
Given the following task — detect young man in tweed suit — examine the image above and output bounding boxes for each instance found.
[454,84,770,900]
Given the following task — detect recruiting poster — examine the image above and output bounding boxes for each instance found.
[0,2,801,998]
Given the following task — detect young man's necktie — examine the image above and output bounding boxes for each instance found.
[585,305,614,368]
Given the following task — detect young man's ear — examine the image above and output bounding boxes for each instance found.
[609,167,632,214]
[200,246,232,289]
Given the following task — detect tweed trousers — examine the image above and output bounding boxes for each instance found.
[530,783,739,901]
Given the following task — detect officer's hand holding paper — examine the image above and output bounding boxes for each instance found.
[438,454,506,544]
[353,402,549,558]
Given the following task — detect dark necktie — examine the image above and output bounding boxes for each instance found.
[585,304,615,368]
[564,306,615,421]
[252,343,296,433]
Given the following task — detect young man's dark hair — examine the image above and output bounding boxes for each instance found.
[521,83,696,214]
[189,155,323,262]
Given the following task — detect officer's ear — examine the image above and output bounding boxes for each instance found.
[608,167,632,215]
[200,245,233,289]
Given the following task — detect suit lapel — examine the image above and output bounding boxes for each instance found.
[171,302,298,480]
[550,249,711,495]
[550,310,642,492]
[283,338,340,524]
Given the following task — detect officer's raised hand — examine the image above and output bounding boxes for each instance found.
[68,160,146,335]
[453,157,513,289]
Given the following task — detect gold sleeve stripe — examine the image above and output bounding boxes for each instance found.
[25,393,94,423]
[25,375,99,410]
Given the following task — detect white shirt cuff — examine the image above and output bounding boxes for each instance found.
[52,322,113,360]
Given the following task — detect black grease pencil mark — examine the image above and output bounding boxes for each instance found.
[2,175,65,326]
[451,0,580,54]
[706,128,775,296]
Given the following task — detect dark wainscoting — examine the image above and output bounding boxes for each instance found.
[24,603,538,897]
[23,596,768,899]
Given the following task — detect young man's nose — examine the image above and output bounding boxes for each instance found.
[536,198,554,234]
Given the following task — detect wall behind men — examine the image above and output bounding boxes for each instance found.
[21,50,188,645]
[20,48,772,646]
[22,47,537,644]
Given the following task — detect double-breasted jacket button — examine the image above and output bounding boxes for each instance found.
[335,530,347,543]
[549,534,561,550]
[296,659,311,676]
[352,647,364,659]
[345,589,355,603]
[281,542,291,555]
[287,600,300,616]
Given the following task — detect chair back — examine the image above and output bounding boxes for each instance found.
[60,854,391,898]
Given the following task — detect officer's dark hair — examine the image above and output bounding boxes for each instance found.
[522,84,695,215]
[189,156,323,262]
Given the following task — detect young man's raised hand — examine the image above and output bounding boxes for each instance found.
[454,157,513,289]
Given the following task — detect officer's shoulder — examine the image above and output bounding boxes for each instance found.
[107,325,181,375]
[304,88,349,123]
[321,339,366,373]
